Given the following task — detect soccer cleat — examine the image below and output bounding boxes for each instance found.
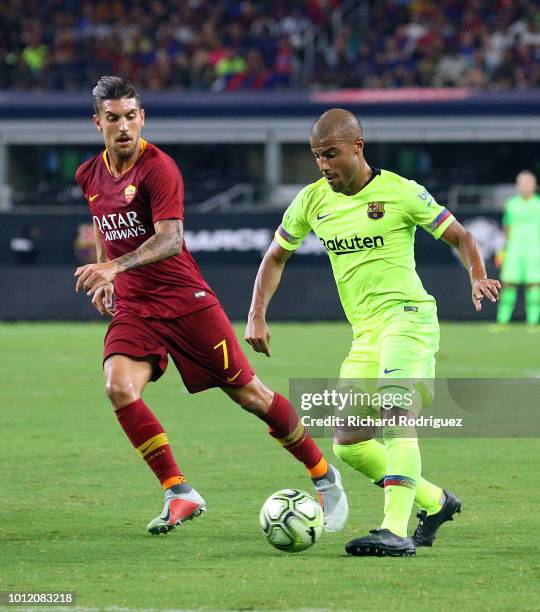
[147,488,206,535]
[314,464,349,532]
[412,489,461,547]
[346,529,416,557]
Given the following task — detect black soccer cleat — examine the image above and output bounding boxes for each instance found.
[412,489,461,547]
[346,529,416,557]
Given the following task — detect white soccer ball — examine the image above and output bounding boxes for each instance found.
[259,488,324,553]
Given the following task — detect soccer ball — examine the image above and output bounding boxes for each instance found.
[259,489,324,553]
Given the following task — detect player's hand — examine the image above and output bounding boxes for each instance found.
[74,261,118,295]
[245,315,271,357]
[92,283,115,316]
[472,278,501,311]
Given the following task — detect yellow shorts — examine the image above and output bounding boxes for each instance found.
[339,302,440,415]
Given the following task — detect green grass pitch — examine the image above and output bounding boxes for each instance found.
[1,321,539,611]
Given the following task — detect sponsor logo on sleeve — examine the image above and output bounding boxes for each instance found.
[417,188,434,206]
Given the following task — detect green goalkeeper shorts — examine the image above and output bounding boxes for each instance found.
[339,302,439,415]
[501,251,540,284]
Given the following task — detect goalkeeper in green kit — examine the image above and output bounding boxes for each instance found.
[245,109,500,557]
[496,170,540,326]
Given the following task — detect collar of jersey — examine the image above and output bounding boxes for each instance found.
[102,138,148,178]
[328,166,381,198]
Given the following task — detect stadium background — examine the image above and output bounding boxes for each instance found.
[1,0,539,321]
[2,2,540,611]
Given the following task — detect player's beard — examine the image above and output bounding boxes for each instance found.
[114,136,139,159]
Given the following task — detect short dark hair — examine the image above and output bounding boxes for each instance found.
[92,76,142,114]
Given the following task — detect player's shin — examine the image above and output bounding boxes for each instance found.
[115,399,185,489]
[380,429,421,538]
[261,392,328,477]
[262,392,348,531]
[497,286,517,324]
[333,439,444,514]
[525,285,540,325]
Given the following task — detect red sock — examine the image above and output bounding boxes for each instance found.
[262,393,327,477]
[115,399,184,489]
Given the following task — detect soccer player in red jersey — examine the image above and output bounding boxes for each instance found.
[74,76,348,535]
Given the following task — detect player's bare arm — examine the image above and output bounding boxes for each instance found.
[91,218,115,316]
[75,218,182,295]
[245,240,293,356]
[441,220,501,311]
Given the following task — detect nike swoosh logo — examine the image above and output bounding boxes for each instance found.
[384,368,403,374]
[89,193,100,202]
[227,369,243,382]
[139,442,153,455]
[316,213,332,221]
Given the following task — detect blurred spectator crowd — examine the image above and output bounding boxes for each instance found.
[0,0,342,91]
[321,0,540,90]
[0,0,539,92]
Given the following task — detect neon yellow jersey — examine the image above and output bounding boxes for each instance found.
[275,168,455,328]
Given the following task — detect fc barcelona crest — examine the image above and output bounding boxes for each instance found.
[367,202,385,220]
[124,184,137,203]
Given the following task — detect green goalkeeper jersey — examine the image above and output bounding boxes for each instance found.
[502,194,540,258]
[275,168,455,328]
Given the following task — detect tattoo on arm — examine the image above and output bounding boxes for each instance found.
[94,220,109,264]
[114,219,183,273]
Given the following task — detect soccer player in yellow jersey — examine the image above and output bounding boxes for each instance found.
[245,109,500,557]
